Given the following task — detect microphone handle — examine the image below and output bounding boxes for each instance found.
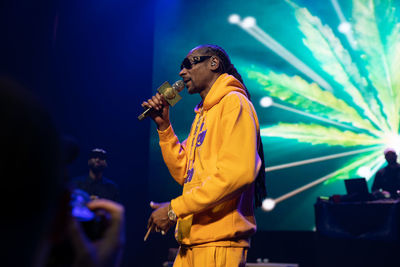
[137,106,153,121]
[138,80,183,121]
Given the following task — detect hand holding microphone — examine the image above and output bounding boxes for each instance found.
[140,80,184,130]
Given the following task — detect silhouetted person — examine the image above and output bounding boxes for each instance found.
[0,77,63,267]
[372,148,400,198]
[0,77,125,267]
[71,148,120,202]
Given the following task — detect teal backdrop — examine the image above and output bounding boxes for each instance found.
[149,0,400,231]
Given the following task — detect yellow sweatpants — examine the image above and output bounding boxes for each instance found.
[173,246,248,267]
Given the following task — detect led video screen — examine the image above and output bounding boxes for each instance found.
[149,0,400,230]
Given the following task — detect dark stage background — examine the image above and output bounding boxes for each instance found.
[1,0,156,266]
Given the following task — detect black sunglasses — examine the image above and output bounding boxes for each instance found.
[180,56,212,70]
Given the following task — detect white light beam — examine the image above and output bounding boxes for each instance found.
[266,146,382,172]
[263,151,384,211]
[261,99,383,136]
[330,0,358,49]
[233,15,333,92]
[273,170,340,204]
[271,102,363,132]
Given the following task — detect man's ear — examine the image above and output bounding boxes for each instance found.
[210,56,219,71]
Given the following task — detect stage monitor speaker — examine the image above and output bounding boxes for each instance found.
[246,263,299,267]
[163,262,299,267]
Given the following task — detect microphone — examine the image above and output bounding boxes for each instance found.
[138,80,185,121]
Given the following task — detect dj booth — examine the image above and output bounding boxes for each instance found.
[315,198,400,267]
[315,198,400,241]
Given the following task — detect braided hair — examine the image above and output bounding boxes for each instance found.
[198,44,267,208]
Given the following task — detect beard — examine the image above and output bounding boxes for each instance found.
[89,164,106,173]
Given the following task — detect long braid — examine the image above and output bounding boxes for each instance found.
[200,44,267,208]
[255,140,267,207]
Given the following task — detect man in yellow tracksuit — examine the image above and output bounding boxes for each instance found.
[144,44,265,267]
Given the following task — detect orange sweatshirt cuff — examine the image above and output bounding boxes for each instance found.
[170,197,184,218]
[157,124,175,141]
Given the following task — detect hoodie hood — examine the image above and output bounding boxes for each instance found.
[194,73,247,113]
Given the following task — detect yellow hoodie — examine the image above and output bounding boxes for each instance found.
[158,73,261,247]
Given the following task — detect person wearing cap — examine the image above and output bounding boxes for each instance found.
[371,148,400,198]
[71,148,120,202]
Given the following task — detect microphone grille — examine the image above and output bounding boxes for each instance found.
[172,80,185,92]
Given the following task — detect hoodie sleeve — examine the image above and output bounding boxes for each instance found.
[158,125,189,186]
[171,93,261,218]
